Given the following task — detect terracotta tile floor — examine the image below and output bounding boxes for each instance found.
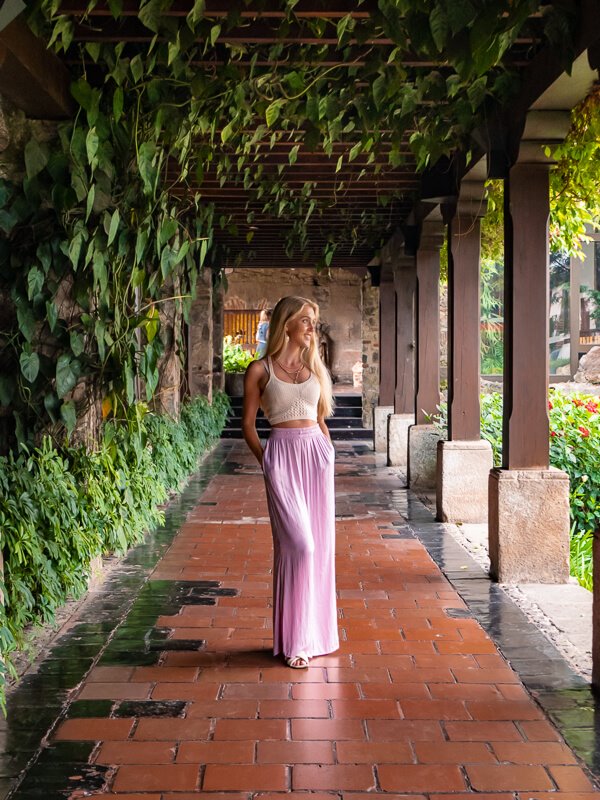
[49,441,600,797]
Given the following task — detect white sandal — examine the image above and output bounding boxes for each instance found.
[286,653,309,669]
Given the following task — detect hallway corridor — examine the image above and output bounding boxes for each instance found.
[5,440,600,799]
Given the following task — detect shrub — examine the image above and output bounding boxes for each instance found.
[435,389,600,589]
[223,335,254,373]
[0,391,230,708]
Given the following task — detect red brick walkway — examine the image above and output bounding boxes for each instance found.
[55,441,599,798]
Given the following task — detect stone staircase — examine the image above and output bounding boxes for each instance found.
[222,393,372,440]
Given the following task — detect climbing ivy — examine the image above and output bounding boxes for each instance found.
[0,1,577,442]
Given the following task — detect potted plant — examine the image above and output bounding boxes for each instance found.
[223,335,254,395]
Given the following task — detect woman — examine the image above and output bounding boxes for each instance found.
[254,308,271,359]
[242,296,338,669]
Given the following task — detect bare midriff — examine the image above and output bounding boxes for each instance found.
[271,419,319,429]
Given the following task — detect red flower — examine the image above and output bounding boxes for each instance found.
[579,426,590,437]
[574,398,585,407]
[585,401,598,414]
[551,431,557,437]
[548,400,553,410]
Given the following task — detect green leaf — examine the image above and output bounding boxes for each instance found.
[284,71,304,94]
[447,0,476,34]
[265,99,284,127]
[56,354,79,398]
[60,400,77,435]
[46,301,58,333]
[70,330,85,357]
[85,42,101,62]
[20,351,40,383]
[429,4,449,51]
[221,121,234,144]
[27,267,44,300]
[124,360,135,404]
[70,78,93,111]
[130,54,144,84]
[138,141,157,194]
[187,0,205,28]
[200,237,208,267]
[112,87,124,122]
[68,232,84,270]
[288,144,300,165]
[93,250,108,293]
[107,208,120,246]
[16,304,35,343]
[24,139,48,179]
[86,184,96,221]
[210,24,221,46]
[372,74,387,110]
[135,229,149,265]
[86,127,99,165]
[174,239,190,265]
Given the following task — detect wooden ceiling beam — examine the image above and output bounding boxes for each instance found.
[0,17,73,118]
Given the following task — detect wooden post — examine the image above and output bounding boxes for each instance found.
[379,278,396,407]
[415,224,443,424]
[502,162,550,469]
[447,210,482,441]
[394,258,416,415]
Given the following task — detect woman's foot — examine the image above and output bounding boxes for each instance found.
[285,653,309,669]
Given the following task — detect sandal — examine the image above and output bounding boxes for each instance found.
[286,653,309,669]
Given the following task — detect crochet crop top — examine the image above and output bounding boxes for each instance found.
[261,356,320,425]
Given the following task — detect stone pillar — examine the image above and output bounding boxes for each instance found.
[188,269,214,402]
[212,279,225,395]
[593,533,600,690]
[489,160,569,582]
[374,276,395,451]
[361,276,379,427]
[388,257,416,467]
[437,198,493,523]
[154,277,182,418]
[408,223,444,491]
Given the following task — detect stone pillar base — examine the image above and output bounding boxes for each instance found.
[373,406,393,452]
[489,467,570,583]
[436,439,493,523]
[408,424,442,491]
[387,413,414,467]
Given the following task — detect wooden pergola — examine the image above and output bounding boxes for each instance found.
[3,1,600,680]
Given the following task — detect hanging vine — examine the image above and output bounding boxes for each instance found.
[0,0,577,445]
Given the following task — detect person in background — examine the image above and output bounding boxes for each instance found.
[242,296,338,669]
[255,308,271,358]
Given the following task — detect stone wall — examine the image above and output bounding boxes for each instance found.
[361,276,379,426]
[224,268,363,383]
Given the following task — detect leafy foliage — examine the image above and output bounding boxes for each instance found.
[0,391,229,706]
[223,336,254,373]
[434,389,600,589]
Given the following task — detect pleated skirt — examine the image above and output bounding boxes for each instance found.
[262,425,339,659]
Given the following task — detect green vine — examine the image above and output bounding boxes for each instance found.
[0,1,577,442]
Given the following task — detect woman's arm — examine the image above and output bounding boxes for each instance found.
[318,417,331,441]
[242,361,266,465]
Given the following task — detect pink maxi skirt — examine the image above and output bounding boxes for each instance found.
[262,425,339,659]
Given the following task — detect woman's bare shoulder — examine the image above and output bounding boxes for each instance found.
[245,359,267,380]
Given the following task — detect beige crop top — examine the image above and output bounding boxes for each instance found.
[261,356,320,425]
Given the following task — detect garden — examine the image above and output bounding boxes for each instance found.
[436,389,600,591]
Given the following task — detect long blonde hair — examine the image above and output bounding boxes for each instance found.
[266,296,334,419]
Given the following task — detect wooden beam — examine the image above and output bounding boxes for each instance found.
[0,17,73,119]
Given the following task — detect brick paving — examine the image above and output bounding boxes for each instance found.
[49,441,600,797]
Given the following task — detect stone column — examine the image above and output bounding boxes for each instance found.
[153,277,182,418]
[388,257,416,467]
[188,268,214,402]
[374,276,395,452]
[437,191,493,523]
[408,223,444,491]
[489,160,569,583]
[212,279,225,395]
[361,276,379,427]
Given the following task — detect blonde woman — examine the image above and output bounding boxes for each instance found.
[242,296,338,669]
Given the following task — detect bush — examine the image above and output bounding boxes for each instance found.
[435,389,600,590]
[0,391,230,707]
[223,336,254,373]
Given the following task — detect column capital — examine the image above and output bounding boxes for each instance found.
[419,220,445,252]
